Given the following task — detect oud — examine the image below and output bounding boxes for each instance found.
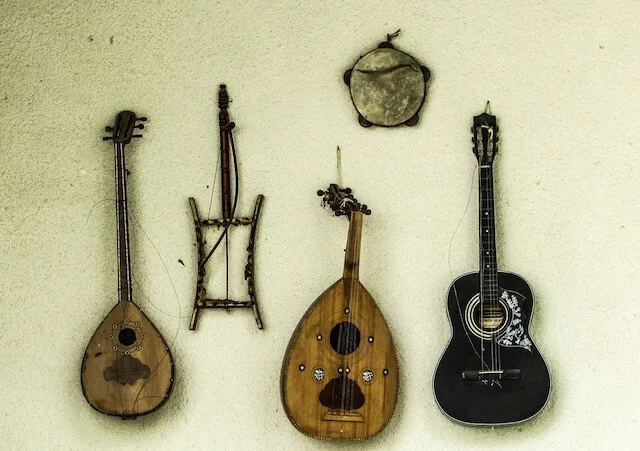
[81,112,174,418]
[433,104,550,425]
[281,185,398,440]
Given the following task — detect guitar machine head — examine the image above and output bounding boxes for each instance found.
[472,101,499,166]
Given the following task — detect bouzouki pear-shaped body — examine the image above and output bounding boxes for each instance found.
[81,112,174,418]
[81,301,174,417]
[281,212,398,440]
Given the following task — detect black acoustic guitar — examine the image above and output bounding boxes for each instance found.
[433,105,550,425]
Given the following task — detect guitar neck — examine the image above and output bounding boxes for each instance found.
[479,165,498,304]
[343,211,364,280]
[114,142,133,303]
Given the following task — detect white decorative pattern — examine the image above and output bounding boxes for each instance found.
[497,290,533,352]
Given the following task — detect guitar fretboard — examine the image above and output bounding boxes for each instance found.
[479,166,498,306]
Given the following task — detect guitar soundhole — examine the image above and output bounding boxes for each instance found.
[118,328,137,346]
[330,322,360,355]
[473,303,506,331]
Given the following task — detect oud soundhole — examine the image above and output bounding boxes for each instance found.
[118,328,137,346]
[329,322,360,355]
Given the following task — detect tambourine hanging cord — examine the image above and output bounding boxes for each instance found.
[387,29,401,42]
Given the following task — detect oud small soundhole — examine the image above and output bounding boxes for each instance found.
[118,328,137,346]
[330,322,360,355]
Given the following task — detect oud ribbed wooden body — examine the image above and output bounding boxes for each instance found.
[81,301,174,418]
[281,277,398,439]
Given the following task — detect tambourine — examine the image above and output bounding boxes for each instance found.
[344,31,430,128]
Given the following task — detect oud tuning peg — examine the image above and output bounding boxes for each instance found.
[105,126,113,132]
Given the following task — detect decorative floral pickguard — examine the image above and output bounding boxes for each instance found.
[497,290,533,352]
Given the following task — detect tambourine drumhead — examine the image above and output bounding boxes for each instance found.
[349,47,427,127]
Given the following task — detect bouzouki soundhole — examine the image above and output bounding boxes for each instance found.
[330,322,361,355]
[118,328,137,346]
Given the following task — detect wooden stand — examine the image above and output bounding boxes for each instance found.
[188,195,264,330]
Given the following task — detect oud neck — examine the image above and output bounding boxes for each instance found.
[479,165,498,303]
[343,211,364,280]
[114,142,133,303]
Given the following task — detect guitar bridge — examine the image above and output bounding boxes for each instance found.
[462,369,521,381]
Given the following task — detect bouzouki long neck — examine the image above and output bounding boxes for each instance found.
[114,141,133,303]
[343,211,363,280]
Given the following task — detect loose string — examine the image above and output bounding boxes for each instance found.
[200,123,240,267]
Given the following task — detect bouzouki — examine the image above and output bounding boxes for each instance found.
[433,104,550,425]
[81,111,174,418]
[281,185,398,440]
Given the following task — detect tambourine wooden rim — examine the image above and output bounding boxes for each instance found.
[344,41,430,128]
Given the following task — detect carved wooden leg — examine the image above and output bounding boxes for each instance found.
[246,195,264,329]
[189,197,206,330]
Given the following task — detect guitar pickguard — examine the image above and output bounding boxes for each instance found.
[496,290,533,352]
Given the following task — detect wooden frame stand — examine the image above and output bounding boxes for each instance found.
[188,195,264,330]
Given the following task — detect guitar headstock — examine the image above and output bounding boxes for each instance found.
[103,111,147,144]
[471,102,498,166]
[317,184,371,218]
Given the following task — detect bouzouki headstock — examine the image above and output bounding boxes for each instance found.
[317,184,371,218]
[472,102,499,166]
[103,111,147,144]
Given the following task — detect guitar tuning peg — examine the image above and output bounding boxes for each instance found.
[335,210,344,216]
[136,117,147,122]
[344,188,352,194]
[105,126,113,132]
[102,136,113,141]
[132,134,143,138]
[365,209,372,215]
[317,190,326,196]
[135,124,145,129]
[361,204,368,211]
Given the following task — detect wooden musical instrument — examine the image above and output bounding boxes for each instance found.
[81,111,174,419]
[433,104,550,425]
[281,185,398,440]
[188,84,264,330]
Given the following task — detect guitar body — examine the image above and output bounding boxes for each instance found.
[81,301,174,418]
[282,279,398,439]
[434,271,550,425]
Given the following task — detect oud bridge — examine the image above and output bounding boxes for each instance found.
[462,369,521,382]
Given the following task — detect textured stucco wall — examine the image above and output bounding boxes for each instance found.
[1,1,639,449]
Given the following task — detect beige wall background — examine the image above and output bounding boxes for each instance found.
[1,0,639,449]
